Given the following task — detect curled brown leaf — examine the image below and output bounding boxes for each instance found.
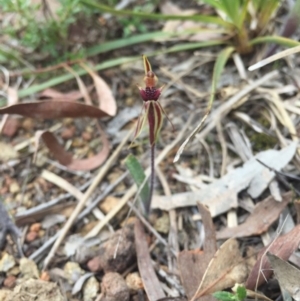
[0,101,109,119]
[35,124,110,171]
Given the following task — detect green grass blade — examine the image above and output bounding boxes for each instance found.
[87,31,181,57]
[125,154,150,208]
[249,35,300,47]
[257,0,280,30]
[209,46,235,107]
[202,0,244,27]
[80,0,232,28]
[200,0,225,11]
[252,0,263,10]
[237,0,250,29]
[221,0,240,24]
[18,56,139,98]
[163,40,227,54]
[87,30,227,57]
[18,40,226,98]
[173,46,234,163]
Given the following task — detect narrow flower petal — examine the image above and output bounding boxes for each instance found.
[133,102,150,141]
[148,101,163,146]
[156,101,174,131]
[143,55,152,74]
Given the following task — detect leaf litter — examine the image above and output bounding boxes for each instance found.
[152,142,297,213]
[216,191,293,239]
[267,253,300,301]
[2,2,300,300]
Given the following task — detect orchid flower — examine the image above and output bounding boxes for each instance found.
[134,55,172,145]
[133,55,173,213]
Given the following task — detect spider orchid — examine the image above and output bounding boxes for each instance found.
[134,55,172,145]
[133,55,173,213]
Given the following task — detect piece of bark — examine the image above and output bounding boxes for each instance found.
[178,204,217,301]
[135,219,165,301]
[217,191,292,239]
[267,253,300,301]
[246,224,300,289]
[198,203,217,254]
[192,239,247,299]
[294,199,300,224]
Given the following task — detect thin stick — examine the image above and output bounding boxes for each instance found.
[156,166,179,268]
[85,113,195,238]
[43,129,133,269]
[248,45,300,71]
[10,59,84,77]
[195,70,279,142]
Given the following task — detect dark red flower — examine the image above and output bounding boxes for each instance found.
[134,55,166,146]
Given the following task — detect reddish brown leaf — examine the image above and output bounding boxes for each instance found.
[2,117,20,137]
[37,124,110,171]
[178,203,217,300]
[63,66,93,106]
[80,63,117,116]
[178,250,212,301]
[0,86,19,135]
[192,239,247,299]
[38,88,91,101]
[217,191,292,239]
[0,101,109,119]
[246,224,300,289]
[134,219,165,301]
[0,89,111,170]
[198,203,217,255]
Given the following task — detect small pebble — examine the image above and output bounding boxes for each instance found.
[7,266,20,276]
[125,272,143,292]
[38,229,45,238]
[0,253,16,272]
[64,262,84,284]
[82,131,92,141]
[26,231,38,242]
[72,137,84,147]
[4,275,16,288]
[22,118,34,131]
[101,272,129,301]
[20,258,39,279]
[9,182,20,194]
[61,126,76,139]
[154,212,170,234]
[83,276,99,301]
[40,271,50,281]
[87,257,102,273]
[30,223,41,233]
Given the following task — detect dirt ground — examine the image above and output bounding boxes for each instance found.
[1,1,300,301]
